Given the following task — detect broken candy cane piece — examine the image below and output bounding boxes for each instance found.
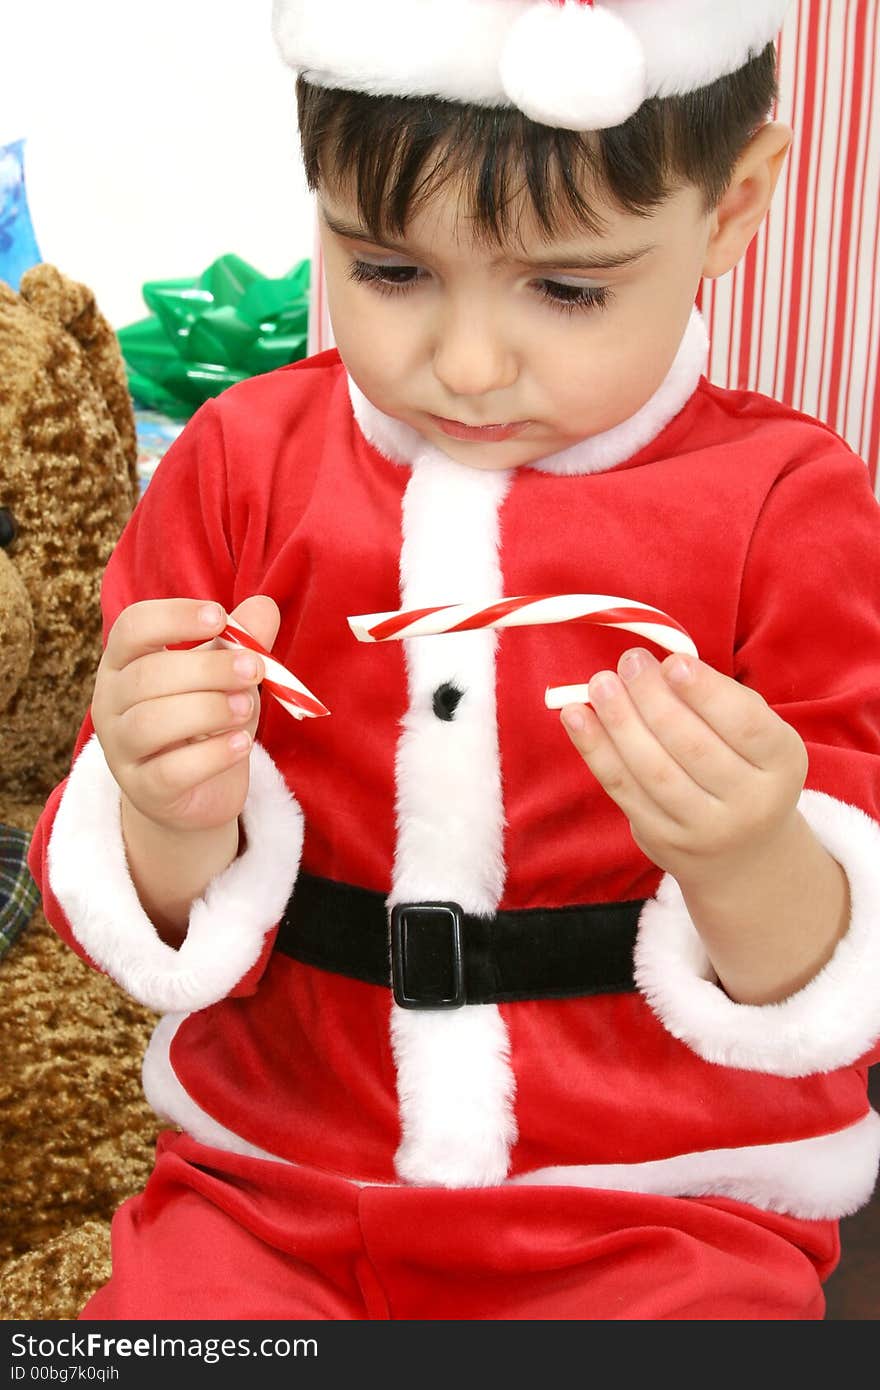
[217,617,330,721]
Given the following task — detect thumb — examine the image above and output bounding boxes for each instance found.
[228,594,282,655]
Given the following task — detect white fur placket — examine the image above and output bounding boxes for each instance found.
[348,309,708,1188]
[389,450,517,1187]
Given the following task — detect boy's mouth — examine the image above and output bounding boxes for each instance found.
[427,414,531,443]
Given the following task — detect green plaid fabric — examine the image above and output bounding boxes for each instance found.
[0,823,41,958]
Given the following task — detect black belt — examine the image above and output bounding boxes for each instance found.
[275,873,645,1010]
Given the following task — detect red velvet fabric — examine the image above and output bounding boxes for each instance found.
[173,956,874,1185]
[81,1132,836,1322]
[27,353,880,1319]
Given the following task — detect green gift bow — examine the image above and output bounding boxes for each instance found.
[117,254,311,419]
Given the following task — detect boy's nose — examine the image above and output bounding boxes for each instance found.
[432,304,519,399]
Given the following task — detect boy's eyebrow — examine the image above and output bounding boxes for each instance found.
[516,245,657,271]
[321,212,656,272]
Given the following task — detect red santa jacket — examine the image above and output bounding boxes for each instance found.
[30,312,880,1219]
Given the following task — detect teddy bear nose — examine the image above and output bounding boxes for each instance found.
[0,508,16,548]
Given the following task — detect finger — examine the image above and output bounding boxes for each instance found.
[561,701,683,837]
[118,690,255,764]
[113,646,265,717]
[584,669,715,826]
[104,598,227,674]
[617,648,753,797]
[660,653,796,770]
[229,595,281,653]
[138,729,253,811]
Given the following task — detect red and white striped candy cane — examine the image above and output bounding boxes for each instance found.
[217,617,330,721]
[347,594,698,708]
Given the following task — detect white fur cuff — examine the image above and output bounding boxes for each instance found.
[47,734,304,1013]
[634,789,880,1076]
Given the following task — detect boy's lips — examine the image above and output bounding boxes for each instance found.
[427,413,531,442]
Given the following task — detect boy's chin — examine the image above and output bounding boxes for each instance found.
[421,424,581,473]
[425,433,543,471]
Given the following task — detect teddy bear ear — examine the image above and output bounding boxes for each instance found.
[18,265,95,338]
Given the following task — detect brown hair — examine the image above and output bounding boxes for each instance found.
[296,44,778,243]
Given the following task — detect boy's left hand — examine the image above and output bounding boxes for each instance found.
[561,647,809,890]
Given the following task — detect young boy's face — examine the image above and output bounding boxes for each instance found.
[318,166,716,472]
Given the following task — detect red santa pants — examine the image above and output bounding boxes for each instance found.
[81,1131,837,1321]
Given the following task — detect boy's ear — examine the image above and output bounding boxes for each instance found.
[701,122,792,279]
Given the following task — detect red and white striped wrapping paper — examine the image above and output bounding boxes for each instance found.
[307,0,880,489]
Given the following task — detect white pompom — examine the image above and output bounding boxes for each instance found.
[499,2,648,130]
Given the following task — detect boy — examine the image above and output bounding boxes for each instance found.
[30,0,880,1319]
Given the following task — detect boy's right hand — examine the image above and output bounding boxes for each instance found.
[91,596,281,834]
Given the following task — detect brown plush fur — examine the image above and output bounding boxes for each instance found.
[0,900,159,1318]
[0,267,158,1320]
[0,550,33,714]
[0,265,138,799]
[0,1222,114,1323]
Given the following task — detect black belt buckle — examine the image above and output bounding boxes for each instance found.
[391,902,466,1009]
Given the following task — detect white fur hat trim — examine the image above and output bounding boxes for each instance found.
[273,1,792,130]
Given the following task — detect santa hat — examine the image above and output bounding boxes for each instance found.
[272,0,791,132]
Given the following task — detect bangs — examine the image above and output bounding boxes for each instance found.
[298,88,664,246]
[296,43,777,246]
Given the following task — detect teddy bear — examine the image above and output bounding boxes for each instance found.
[0,266,161,1319]
[0,265,140,801]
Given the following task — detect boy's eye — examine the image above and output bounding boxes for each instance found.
[347,258,613,316]
[536,280,612,314]
[348,260,424,292]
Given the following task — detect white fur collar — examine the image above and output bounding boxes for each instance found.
[348,307,709,477]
